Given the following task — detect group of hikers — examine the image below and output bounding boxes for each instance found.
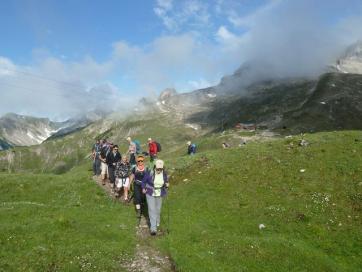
[91,137,196,236]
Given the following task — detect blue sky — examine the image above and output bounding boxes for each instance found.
[0,0,268,63]
[1,0,362,119]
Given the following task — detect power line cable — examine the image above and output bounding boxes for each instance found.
[0,81,72,98]
[0,67,85,89]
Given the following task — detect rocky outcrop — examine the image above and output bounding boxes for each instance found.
[334,41,362,74]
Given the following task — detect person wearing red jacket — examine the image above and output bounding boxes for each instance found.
[148,138,158,162]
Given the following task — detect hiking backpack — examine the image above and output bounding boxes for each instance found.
[191,143,196,153]
[134,140,141,154]
[155,141,162,152]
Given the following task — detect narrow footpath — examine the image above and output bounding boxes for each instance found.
[92,176,176,272]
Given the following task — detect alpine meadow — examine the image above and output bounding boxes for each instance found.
[1,1,362,271]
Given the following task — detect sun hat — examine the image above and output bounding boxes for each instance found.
[155,159,164,169]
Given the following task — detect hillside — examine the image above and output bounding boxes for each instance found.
[281,73,362,132]
[0,113,60,146]
[155,130,362,271]
[0,137,12,151]
[1,130,361,271]
[0,112,202,174]
[156,72,362,133]
[0,111,107,149]
[0,165,136,271]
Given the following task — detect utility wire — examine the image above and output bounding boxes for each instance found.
[0,67,85,89]
[0,81,72,98]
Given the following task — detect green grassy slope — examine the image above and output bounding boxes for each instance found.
[0,165,135,271]
[0,113,199,174]
[155,130,362,271]
[282,73,362,132]
[1,115,361,271]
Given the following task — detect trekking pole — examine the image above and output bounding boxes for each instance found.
[166,186,170,234]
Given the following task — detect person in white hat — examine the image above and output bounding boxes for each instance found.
[141,159,169,236]
[126,136,137,166]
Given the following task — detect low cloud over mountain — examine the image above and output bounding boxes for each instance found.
[1,0,362,120]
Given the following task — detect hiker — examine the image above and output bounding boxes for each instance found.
[134,139,142,155]
[126,137,137,166]
[148,138,158,162]
[115,154,131,201]
[142,159,169,236]
[100,140,111,185]
[92,140,101,176]
[107,144,121,189]
[222,142,230,149]
[187,141,196,155]
[129,155,148,220]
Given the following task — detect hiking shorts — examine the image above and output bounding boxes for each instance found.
[116,177,129,188]
[101,162,108,176]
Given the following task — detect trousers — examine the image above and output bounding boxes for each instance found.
[146,194,163,232]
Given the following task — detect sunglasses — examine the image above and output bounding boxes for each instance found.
[137,160,144,162]
[156,168,163,171]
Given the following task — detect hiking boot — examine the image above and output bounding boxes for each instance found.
[150,231,157,236]
[136,209,141,219]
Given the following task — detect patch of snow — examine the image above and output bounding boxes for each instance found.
[320,101,326,105]
[161,100,166,105]
[155,101,169,113]
[26,131,37,141]
[26,131,43,144]
[207,93,216,98]
[185,123,199,130]
[44,127,58,138]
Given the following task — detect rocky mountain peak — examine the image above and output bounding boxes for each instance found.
[335,41,362,74]
[159,88,177,101]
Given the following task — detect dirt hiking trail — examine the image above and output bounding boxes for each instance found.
[93,176,176,272]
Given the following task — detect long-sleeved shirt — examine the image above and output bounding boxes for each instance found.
[141,170,168,197]
[128,141,136,154]
[106,151,121,166]
[148,141,158,156]
[115,161,130,178]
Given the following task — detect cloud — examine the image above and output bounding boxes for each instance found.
[212,0,362,87]
[0,55,131,120]
[187,78,214,90]
[0,57,17,76]
[154,0,210,32]
[156,0,173,11]
[3,0,362,120]
[112,33,236,94]
[226,0,282,28]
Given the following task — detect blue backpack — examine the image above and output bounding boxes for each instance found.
[134,140,141,154]
[191,144,196,153]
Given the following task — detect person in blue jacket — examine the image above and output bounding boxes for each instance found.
[142,159,169,236]
[187,141,196,155]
